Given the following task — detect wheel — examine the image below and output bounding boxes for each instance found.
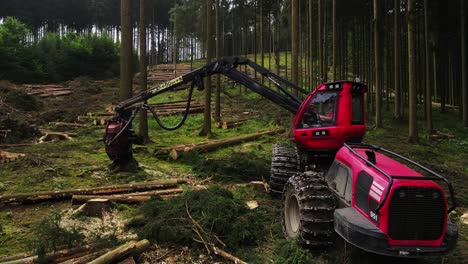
[282,171,336,247]
[269,144,301,195]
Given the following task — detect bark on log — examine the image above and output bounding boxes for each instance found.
[0,179,187,204]
[49,122,88,128]
[88,239,150,264]
[71,193,180,204]
[159,128,285,160]
[1,245,94,264]
[59,250,107,264]
[213,247,247,264]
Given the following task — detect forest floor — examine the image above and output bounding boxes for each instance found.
[0,68,467,263]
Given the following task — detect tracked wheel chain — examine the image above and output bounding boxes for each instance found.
[282,171,336,248]
[269,144,302,195]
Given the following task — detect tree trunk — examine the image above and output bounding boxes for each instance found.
[462,0,468,128]
[117,0,138,171]
[374,0,382,128]
[424,0,433,133]
[408,0,418,142]
[215,0,221,123]
[291,0,299,94]
[120,0,133,102]
[332,0,337,80]
[394,0,401,119]
[318,0,324,81]
[139,0,150,143]
[201,0,213,136]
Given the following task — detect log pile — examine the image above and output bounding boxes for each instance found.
[0,179,187,205]
[0,150,25,164]
[155,128,285,160]
[23,84,73,98]
[0,239,151,264]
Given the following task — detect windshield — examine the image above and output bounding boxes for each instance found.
[297,91,338,128]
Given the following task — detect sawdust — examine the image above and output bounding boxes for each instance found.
[461,212,468,225]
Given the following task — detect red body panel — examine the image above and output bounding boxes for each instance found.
[335,147,448,247]
[293,82,366,151]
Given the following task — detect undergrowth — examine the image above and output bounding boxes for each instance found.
[138,186,269,251]
[29,211,83,263]
[179,150,270,182]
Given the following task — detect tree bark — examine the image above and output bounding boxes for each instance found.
[201,0,213,136]
[139,0,150,143]
[318,0,324,80]
[374,0,382,128]
[88,240,150,264]
[120,0,133,103]
[291,0,299,92]
[408,0,418,142]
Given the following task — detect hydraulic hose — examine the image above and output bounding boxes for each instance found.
[148,81,197,131]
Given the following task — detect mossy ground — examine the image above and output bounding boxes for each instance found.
[0,65,467,263]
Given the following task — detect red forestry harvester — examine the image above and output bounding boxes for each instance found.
[104,57,458,257]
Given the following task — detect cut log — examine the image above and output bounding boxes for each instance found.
[0,253,33,263]
[118,257,136,264]
[0,179,187,204]
[88,239,150,264]
[71,193,180,205]
[213,247,247,264]
[59,250,107,264]
[159,128,285,160]
[1,244,94,264]
[122,188,183,196]
[0,151,25,164]
[72,195,151,204]
[49,122,88,128]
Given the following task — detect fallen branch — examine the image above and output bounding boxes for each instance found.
[157,128,285,160]
[88,239,150,264]
[0,179,187,204]
[213,247,248,264]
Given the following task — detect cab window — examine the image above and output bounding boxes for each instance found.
[298,91,338,129]
[351,93,364,124]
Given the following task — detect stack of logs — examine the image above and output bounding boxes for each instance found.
[145,64,192,85]
[0,150,25,164]
[23,84,73,98]
[0,179,187,205]
[0,238,151,264]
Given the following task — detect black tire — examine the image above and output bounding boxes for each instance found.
[270,144,301,195]
[282,171,336,248]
